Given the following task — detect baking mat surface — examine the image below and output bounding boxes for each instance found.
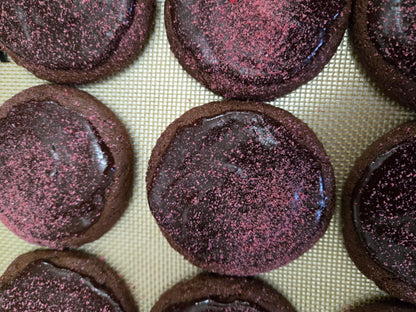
[1,1,415,311]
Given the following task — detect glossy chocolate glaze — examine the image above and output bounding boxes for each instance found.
[169,0,346,84]
[352,140,416,286]
[149,111,327,273]
[0,101,114,245]
[0,261,123,311]
[367,0,416,79]
[166,299,265,312]
[0,0,135,70]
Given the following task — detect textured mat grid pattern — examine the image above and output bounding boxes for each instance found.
[1,2,415,311]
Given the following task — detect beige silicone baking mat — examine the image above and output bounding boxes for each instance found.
[1,1,415,311]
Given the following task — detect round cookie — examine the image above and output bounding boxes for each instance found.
[0,250,137,311]
[351,0,416,107]
[349,301,416,312]
[147,101,335,275]
[0,0,156,84]
[0,84,134,249]
[343,122,416,304]
[165,0,351,101]
[151,273,297,312]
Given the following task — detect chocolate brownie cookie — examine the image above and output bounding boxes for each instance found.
[151,273,297,312]
[147,101,335,275]
[0,84,134,249]
[343,122,416,304]
[351,0,416,107]
[0,250,137,311]
[349,301,416,312]
[165,0,351,100]
[0,0,156,84]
